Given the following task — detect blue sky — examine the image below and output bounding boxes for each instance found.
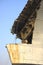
[0,0,28,65]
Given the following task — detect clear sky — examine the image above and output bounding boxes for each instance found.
[0,0,28,65]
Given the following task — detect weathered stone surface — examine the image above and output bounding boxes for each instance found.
[6,1,43,65]
[7,43,43,64]
[11,0,42,43]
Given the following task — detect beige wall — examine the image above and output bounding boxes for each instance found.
[7,44,43,64]
[33,1,43,44]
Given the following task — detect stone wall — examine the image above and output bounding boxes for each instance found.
[7,44,43,64]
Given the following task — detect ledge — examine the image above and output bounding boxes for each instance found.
[6,44,43,65]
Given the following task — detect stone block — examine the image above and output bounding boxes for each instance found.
[7,44,43,65]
